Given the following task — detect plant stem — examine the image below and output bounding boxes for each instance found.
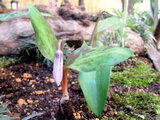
[58,40,62,50]
[121,0,129,48]
[90,11,106,46]
[61,67,69,100]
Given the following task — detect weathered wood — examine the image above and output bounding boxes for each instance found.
[147,46,160,72]
[154,19,160,48]
[0,4,146,56]
[0,4,94,54]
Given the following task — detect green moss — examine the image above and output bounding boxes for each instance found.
[111,61,160,86]
[112,92,160,120]
[0,56,19,68]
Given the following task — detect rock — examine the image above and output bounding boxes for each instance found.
[102,27,146,55]
[17,98,27,108]
[147,45,160,73]
[125,28,146,55]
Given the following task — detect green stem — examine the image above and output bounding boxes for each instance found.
[121,0,129,48]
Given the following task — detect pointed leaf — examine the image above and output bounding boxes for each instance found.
[95,17,124,40]
[22,113,43,120]
[0,116,18,120]
[81,41,88,47]
[66,46,134,72]
[78,67,111,116]
[0,11,54,21]
[29,4,58,61]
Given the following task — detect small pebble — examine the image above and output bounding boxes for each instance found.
[15,78,21,82]
[34,90,45,95]
[58,87,62,90]
[77,113,81,119]
[6,93,13,98]
[29,80,36,85]
[35,100,39,103]
[50,78,55,83]
[17,98,27,108]
[27,99,33,104]
[36,63,39,67]
[23,73,32,79]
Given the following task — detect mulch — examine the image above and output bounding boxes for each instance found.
[0,56,159,120]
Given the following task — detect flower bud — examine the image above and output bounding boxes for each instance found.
[53,40,63,86]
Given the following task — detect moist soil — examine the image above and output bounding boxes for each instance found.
[0,56,159,120]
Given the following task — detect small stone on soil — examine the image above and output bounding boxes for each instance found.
[29,80,36,85]
[6,93,13,98]
[58,87,62,90]
[15,78,22,82]
[50,78,55,83]
[22,73,32,79]
[17,98,27,108]
[27,99,33,104]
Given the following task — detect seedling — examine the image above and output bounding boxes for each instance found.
[28,1,133,116]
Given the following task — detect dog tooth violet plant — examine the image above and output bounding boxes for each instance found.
[28,3,134,116]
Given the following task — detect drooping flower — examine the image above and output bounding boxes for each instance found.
[53,40,63,86]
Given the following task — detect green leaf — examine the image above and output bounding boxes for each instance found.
[81,41,88,47]
[0,116,18,120]
[22,113,43,120]
[29,4,58,61]
[95,17,124,40]
[0,11,54,21]
[93,41,104,47]
[78,67,111,116]
[66,46,134,72]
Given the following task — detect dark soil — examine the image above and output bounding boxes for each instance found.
[0,56,159,120]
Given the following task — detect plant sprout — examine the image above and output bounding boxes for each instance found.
[28,2,134,117]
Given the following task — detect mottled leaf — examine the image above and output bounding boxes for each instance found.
[95,17,124,40]
[66,46,134,72]
[78,67,111,116]
[29,4,58,61]
[0,10,54,21]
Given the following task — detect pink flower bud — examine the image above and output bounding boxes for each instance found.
[53,40,63,86]
[49,1,58,8]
